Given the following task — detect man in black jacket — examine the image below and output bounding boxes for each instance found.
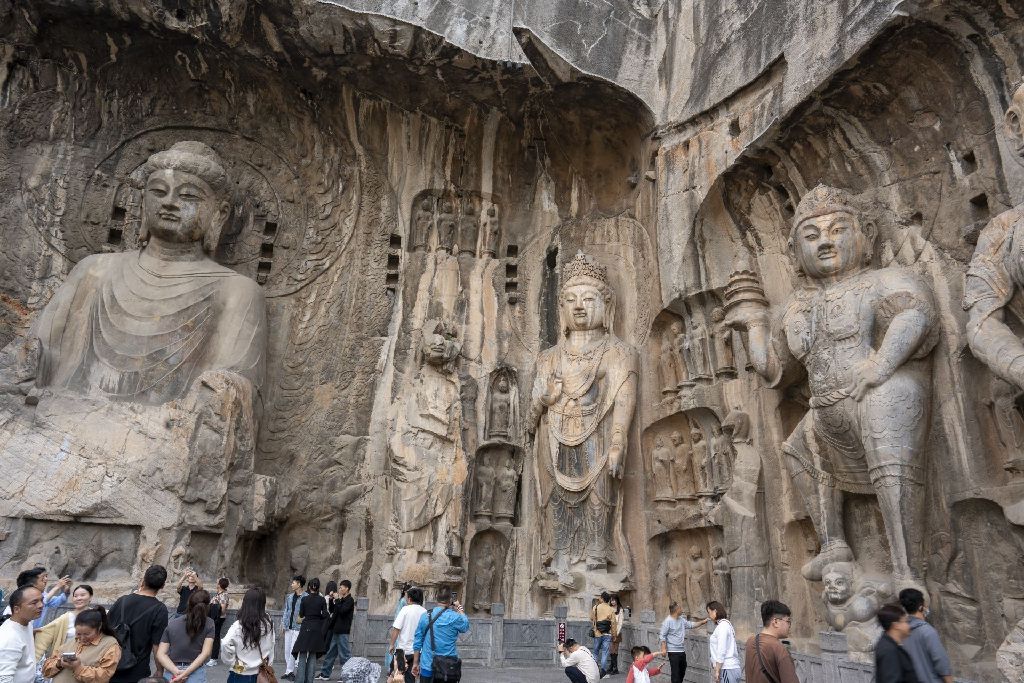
[316,579,355,680]
[875,603,919,683]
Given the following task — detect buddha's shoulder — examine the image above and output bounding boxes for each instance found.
[215,267,265,302]
[73,251,124,274]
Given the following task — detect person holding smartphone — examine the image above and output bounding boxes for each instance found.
[176,569,204,617]
[43,606,122,683]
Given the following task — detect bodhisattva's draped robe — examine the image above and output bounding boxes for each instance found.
[30,251,266,404]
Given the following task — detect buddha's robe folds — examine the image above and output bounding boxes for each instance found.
[30,251,266,404]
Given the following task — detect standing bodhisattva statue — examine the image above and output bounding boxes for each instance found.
[726,185,938,585]
[529,251,638,574]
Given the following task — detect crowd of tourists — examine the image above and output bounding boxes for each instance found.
[556,590,953,683]
[0,564,954,683]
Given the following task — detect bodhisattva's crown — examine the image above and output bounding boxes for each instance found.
[793,184,858,226]
[562,250,610,286]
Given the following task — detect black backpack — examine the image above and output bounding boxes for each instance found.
[112,598,163,672]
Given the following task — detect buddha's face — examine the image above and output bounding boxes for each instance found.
[793,210,868,280]
[823,569,852,604]
[143,169,226,245]
[561,283,608,332]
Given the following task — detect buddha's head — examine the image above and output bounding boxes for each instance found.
[670,430,683,446]
[1005,82,1024,157]
[790,185,874,281]
[140,141,230,254]
[822,562,855,604]
[559,251,615,335]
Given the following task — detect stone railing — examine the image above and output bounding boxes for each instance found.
[268,600,879,681]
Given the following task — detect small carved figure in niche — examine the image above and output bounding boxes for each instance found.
[690,321,713,382]
[686,547,710,615]
[965,82,1024,474]
[675,324,692,387]
[472,543,497,611]
[652,435,677,501]
[821,561,892,660]
[710,307,736,379]
[528,251,638,575]
[411,196,435,252]
[665,546,687,605]
[474,455,496,519]
[711,546,731,605]
[481,205,501,257]
[709,425,733,491]
[493,455,518,523]
[487,376,512,439]
[680,329,697,386]
[659,322,686,397]
[690,427,710,493]
[457,200,479,256]
[670,430,694,496]
[721,407,751,444]
[726,185,938,586]
[437,200,457,253]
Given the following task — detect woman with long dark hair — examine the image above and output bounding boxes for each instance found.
[608,594,624,674]
[221,587,275,683]
[157,589,215,683]
[42,606,122,683]
[291,578,328,683]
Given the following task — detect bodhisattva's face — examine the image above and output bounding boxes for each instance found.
[561,283,607,332]
[793,211,867,280]
[142,169,226,245]
[823,571,852,604]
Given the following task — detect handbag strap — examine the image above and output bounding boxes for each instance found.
[755,634,782,683]
[427,606,450,654]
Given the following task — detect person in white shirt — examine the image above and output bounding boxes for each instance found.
[557,638,601,683]
[220,587,275,683]
[706,601,741,683]
[387,588,426,683]
[0,586,44,683]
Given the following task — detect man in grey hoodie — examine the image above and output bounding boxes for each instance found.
[898,588,953,683]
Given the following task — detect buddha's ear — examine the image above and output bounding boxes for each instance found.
[861,219,878,264]
[204,200,230,254]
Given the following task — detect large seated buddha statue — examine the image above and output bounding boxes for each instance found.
[0,142,272,583]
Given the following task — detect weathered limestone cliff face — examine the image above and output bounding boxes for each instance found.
[2,1,1024,680]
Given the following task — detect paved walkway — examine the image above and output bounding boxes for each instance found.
[203,661,589,683]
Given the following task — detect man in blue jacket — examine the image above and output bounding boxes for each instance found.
[412,587,470,682]
[898,589,953,683]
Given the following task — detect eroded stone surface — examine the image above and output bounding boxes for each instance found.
[2,2,1024,681]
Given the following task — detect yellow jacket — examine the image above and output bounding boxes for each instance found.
[35,613,73,659]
